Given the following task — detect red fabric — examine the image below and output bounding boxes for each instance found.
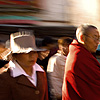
[0,1,31,5]
[0,0,40,7]
[0,20,39,24]
[0,1,8,5]
[62,39,100,100]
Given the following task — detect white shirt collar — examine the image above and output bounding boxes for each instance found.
[9,60,44,77]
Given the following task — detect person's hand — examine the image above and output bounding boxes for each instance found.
[0,63,9,74]
[38,50,50,60]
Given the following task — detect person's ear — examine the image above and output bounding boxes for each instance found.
[80,34,85,44]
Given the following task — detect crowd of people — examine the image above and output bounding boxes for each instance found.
[0,23,100,100]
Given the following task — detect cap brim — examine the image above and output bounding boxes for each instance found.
[11,47,47,54]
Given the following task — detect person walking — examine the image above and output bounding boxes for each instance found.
[0,31,48,100]
[47,37,73,100]
[62,24,100,100]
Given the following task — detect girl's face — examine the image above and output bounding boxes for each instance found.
[62,45,69,56]
[14,51,38,68]
[59,43,69,56]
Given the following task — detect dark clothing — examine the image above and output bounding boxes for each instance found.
[0,69,48,100]
[0,59,9,68]
[37,47,58,71]
[62,39,100,100]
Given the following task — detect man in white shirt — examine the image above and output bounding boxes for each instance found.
[47,37,73,100]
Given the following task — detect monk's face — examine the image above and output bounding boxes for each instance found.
[83,28,99,53]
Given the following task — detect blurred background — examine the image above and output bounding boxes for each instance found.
[0,0,100,43]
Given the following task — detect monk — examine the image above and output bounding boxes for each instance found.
[62,24,100,100]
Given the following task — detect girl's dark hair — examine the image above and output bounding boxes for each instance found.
[58,37,73,46]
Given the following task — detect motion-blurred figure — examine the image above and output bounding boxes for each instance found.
[0,40,9,73]
[47,37,73,100]
[37,36,58,71]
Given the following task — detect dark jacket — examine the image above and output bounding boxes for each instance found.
[0,69,48,100]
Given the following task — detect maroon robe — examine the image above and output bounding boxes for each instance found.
[62,39,100,100]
